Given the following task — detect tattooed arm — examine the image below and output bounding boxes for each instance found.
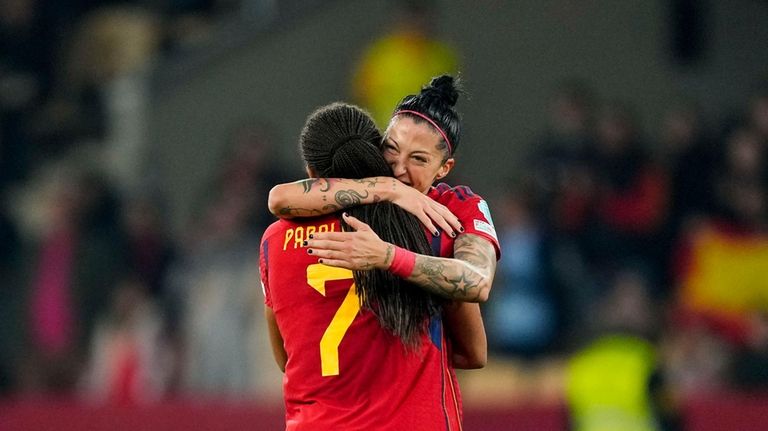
[268,177,461,235]
[407,234,497,303]
[268,177,388,218]
[307,214,497,303]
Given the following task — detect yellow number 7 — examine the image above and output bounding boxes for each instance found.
[306,264,360,376]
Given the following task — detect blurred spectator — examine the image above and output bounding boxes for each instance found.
[729,312,768,390]
[351,0,459,128]
[80,277,171,405]
[667,121,768,395]
[527,80,598,345]
[661,320,733,399]
[565,270,676,431]
[16,168,127,394]
[122,194,175,298]
[167,189,267,398]
[661,102,716,231]
[582,102,669,290]
[221,122,291,233]
[486,185,558,357]
[713,126,767,226]
[0,190,22,395]
[166,127,287,398]
[0,0,55,186]
[673,126,768,339]
[530,79,596,236]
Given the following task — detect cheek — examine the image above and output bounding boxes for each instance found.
[410,165,435,185]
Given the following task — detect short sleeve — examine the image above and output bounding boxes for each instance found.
[438,185,501,260]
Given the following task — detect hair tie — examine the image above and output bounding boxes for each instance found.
[394,110,453,155]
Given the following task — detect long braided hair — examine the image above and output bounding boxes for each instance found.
[300,102,442,348]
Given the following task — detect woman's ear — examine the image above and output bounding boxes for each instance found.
[435,158,455,180]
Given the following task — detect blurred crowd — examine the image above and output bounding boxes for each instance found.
[2,1,768,425]
[0,0,291,403]
[484,79,768,421]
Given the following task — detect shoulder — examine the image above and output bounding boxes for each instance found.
[430,183,483,203]
[262,219,290,241]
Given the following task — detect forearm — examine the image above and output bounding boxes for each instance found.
[385,234,496,303]
[407,254,492,303]
[265,306,287,372]
[268,177,397,218]
[443,301,487,369]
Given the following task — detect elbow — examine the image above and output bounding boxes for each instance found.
[467,352,488,369]
[474,281,491,303]
[455,351,487,369]
[267,185,288,217]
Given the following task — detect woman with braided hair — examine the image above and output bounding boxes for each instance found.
[260,102,483,430]
[269,75,500,310]
[269,75,500,428]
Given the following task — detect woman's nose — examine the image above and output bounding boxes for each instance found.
[391,160,407,177]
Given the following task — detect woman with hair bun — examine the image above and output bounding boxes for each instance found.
[269,75,500,305]
[261,101,483,430]
[269,77,500,426]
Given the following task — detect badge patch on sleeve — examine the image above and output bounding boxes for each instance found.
[477,200,495,226]
[474,200,498,240]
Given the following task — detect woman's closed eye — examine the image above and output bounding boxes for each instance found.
[384,144,398,154]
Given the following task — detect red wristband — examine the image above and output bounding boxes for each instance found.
[388,246,416,278]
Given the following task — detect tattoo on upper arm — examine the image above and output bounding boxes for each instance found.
[453,236,495,269]
[335,190,369,207]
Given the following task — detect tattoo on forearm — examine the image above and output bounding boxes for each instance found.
[299,179,321,194]
[335,190,369,208]
[409,235,496,301]
[298,178,335,193]
[352,177,383,188]
[384,244,394,267]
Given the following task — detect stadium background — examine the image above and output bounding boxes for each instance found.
[1,0,768,430]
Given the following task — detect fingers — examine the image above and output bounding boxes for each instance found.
[341,212,372,232]
[307,247,357,271]
[425,202,462,237]
[424,205,455,237]
[307,247,344,261]
[314,258,352,270]
[308,231,352,242]
[304,239,343,252]
[415,211,438,237]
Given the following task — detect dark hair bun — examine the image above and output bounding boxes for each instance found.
[423,75,460,107]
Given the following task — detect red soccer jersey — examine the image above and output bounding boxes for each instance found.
[260,214,462,431]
